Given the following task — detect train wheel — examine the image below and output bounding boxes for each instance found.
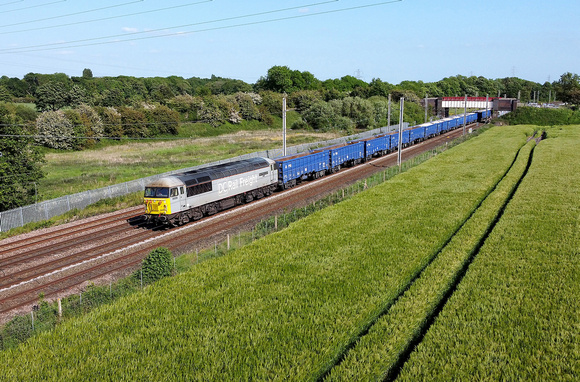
[178,213,189,226]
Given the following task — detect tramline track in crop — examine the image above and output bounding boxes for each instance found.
[0,124,482,320]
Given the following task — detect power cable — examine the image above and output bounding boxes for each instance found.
[0,0,66,14]
[0,0,338,51]
[0,0,212,33]
[0,1,404,54]
[0,1,24,8]
[0,0,143,25]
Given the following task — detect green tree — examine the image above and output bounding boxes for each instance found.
[68,84,90,107]
[258,65,294,93]
[118,107,149,137]
[233,92,261,121]
[167,94,201,121]
[0,85,11,102]
[76,104,104,148]
[555,72,580,104]
[82,68,93,79]
[341,97,374,129]
[145,105,180,135]
[0,76,28,98]
[258,91,283,117]
[96,106,123,138]
[196,96,235,127]
[302,100,353,132]
[289,90,322,113]
[368,78,393,98]
[100,88,124,107]
[0,103,44,210]
[35,81,70,111]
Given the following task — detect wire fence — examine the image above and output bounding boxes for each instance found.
[0,124,407,232]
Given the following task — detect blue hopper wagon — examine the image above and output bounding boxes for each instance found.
[275,150,329,189]
[352,135,390,160]
[408,125,426,143]
[328,141,365,170]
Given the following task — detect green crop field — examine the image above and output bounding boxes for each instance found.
[5,125,570,381]
[325,138,537,381]
[396,125,580,380]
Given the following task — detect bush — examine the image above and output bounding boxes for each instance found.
[144,105,180,135]
[234,92,261,121]
[97,106,123,138]
[258,91,283,117]
[197,96,235,127]
[137,247,173,285]
[35,110,75,150]
[118,106,149,137]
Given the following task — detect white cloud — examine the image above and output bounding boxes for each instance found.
[122,27,139,33]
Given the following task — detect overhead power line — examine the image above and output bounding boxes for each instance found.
[0,0,402,54]
[0,0,338,51]
[0,0,143,25]
[0,0,66,14]
[0,0,212,34]
[0,1,24,8]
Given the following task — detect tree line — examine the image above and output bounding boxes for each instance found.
[1,67,578,139]
[1,66,580,210]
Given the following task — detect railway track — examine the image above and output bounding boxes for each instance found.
[0,125,480,321]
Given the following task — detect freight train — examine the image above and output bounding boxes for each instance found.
[144,110,491,226]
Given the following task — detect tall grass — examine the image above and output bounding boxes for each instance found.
[0,126,532,381]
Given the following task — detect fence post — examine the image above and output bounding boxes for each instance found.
[58,298,62,318]
[275,215,278,230]
[227,234,230,250]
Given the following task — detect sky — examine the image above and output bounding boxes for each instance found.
[0,0,578,85]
